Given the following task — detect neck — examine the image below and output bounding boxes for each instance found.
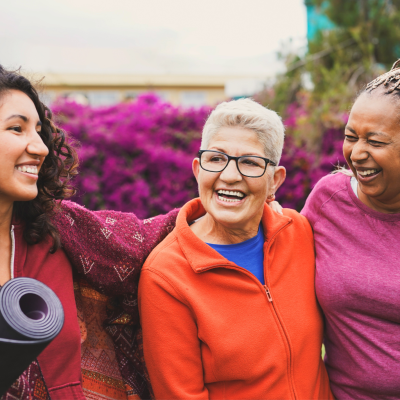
[0,200,13,238]
[358,187,400,214]
[0,200,13,286]
[191,213,261,245]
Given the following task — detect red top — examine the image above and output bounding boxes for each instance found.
[11,220,84,399]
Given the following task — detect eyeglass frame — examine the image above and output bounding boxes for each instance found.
[198,150,277,178]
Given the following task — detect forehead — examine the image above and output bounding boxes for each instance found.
[208,126,264,155]
[0,90,39,121]
[349,93,399,133]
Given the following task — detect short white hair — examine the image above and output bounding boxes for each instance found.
[201,98,285,164]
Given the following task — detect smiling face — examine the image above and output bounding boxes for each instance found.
[0,90,48,206]
[193,126,285,236]
[344,92,400,212]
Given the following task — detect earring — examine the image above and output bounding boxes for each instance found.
[266,194,275,203]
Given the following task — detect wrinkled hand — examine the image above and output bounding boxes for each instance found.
[268,201,283,215]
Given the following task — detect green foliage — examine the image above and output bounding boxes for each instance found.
[260,0,400,145]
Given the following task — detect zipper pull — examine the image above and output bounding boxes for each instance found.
[264,285,273,302]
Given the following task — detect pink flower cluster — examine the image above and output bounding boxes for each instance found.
[53,94,346,216]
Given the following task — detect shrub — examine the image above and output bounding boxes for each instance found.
[53,95,346,216]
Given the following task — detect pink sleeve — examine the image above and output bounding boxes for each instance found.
[50,201,178,299]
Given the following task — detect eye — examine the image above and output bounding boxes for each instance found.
[345,135,357,142]
[369,140,385,146]
[210,156,225,162]
[242,159,258,166]
[8,126,22,133]
[240,157,264,168]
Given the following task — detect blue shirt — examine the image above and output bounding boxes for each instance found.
[207,225,265,284]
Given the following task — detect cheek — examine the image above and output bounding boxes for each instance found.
[342,142,351,158]
[2,134,26,162]
[197,172,217,196]
[342,142,355,167]
[375,148,400,171]
[248,179,269,201]
[1,152,18,177]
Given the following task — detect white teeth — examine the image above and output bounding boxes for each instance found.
[217,190,244,198]
[358,169,378,176]
[16,165,38,175]
[218,195,241,203]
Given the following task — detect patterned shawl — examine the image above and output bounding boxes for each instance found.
[2,201,178,400]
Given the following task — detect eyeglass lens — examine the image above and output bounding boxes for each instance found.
[201,151,266,177]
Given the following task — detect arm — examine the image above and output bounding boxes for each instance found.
[50,200,178,297]
[139,269,209,400]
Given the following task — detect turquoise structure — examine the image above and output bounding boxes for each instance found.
[305,0,336,41]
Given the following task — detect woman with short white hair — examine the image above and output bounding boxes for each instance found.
[139,98,333,400]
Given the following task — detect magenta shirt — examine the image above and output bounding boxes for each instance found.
[302,173,400,400]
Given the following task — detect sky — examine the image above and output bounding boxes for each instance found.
[0,0,307,78]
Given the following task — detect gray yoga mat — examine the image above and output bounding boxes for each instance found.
[0,277,64,396]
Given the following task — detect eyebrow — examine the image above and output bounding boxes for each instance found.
[345,125,391,139]
[210,147,264,157]
[5,114,42,127]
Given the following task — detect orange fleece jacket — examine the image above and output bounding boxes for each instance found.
[138,198,333,400]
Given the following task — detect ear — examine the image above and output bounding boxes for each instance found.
[271,166,286,194]
[192,158,200,183]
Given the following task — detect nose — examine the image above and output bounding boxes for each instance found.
[219,159,242,183]
[26,131,49,158]
[350,138,369,164]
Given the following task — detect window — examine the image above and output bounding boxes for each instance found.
[180,91,206,108]
[87,91,120,106]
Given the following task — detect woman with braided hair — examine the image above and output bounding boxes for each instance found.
[272,59,400,399]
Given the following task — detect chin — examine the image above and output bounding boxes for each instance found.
[214,213,245,227]
[14,190,39,202]
[359,185,383,197]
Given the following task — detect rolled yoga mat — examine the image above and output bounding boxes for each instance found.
[0,277,64,395]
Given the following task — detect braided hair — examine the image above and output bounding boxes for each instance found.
[366,59,400,94]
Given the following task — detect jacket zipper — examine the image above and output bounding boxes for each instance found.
[10,225,15,280]
[263,285,273,302]
[201,262,296,399]
[199,219,297,399]
[263,223,297,400]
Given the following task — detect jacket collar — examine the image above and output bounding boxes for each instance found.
[175,198,292,273]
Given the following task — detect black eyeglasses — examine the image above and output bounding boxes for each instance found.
[198,150,276,178]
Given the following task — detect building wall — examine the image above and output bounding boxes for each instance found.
[42,85,227,107]
[35,73,234,107]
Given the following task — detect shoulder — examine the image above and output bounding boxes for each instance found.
[302,172,350,227]
[283,207,310,225]
[51,200,89,227]
[54,200,86,215]
[140,230,192,300]
[282,208,313,241]
[142,229,185,274]
[312,172,349,196]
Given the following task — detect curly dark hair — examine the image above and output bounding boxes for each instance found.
[0,66,79,253]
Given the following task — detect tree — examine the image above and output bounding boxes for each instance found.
[259,0,400,144]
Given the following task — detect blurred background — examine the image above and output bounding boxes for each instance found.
[2,0,400,216]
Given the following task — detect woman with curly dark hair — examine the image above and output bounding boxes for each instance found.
[0,66,178,400]
[0,66,85,399]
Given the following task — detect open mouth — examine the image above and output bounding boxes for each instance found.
[216,190,246,203]
[15,165,39,176]
[357,169,381,179]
